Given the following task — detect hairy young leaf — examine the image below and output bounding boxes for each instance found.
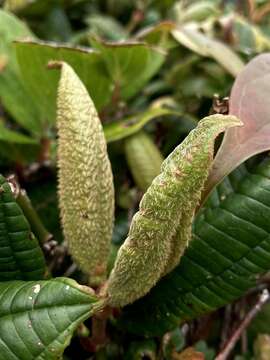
[0,278,101,360]
[0,175,46,281]
[124,130,164,191]
[204,53,270,203]
[56,62,114,285]
[106,114,241,307]
[119,158,270,336]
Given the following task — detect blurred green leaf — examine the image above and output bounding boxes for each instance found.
[86,14,128,41]
[124,130,163,191]
[0,10,42,135]
[104,107,176,143]
[172,25,244,77]
[232,15,270,55]
[136,21,177,49]
[39,6,72,42]
[0,175,46,281]
[4,0,61,16]
[90,37,167,100]
[0,141,39,164]
[0,121,37,144]
[172,1,220,24]
[27,180,62,243]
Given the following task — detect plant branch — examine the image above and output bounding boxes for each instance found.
[8,175,53,245]
[216,289,270,360]
[17,189,52,243]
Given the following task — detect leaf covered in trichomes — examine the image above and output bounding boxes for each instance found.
[106,114,242,307]
[56,62,114,285]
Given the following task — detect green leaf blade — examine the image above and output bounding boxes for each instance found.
[0,175,46,281]
[0,278,100,360]
[104,107,175,143]
[0,10,41,135]
[172,25,244,77]
[0,122,37,144]
[90,38,166,100]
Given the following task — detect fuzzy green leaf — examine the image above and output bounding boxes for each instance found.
[56,62,114,285]
[119,158,270,336]
[0,175,46,281]
[0,278,100,360]
[106,114,241,307]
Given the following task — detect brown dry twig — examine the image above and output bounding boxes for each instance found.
[216,289,270,360]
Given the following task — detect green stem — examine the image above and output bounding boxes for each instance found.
[16,189,52,245]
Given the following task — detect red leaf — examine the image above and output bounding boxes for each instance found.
[203,53,270,203]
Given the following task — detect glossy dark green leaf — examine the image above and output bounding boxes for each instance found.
[0,278,101,360]
[90,37,166,100]
[204,164,248,209]
[173,1,220,23]
[15,40,113,122]
[119,158,270,336]
[0,175,46,281]
[104,107,175,143]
